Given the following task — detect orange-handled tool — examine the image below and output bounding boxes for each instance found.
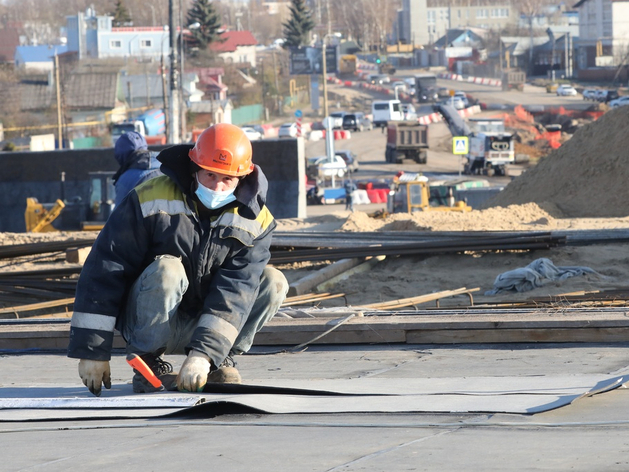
[126,353,163,389]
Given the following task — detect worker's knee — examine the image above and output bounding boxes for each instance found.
[145,255,188,292]
[261,267,289,300]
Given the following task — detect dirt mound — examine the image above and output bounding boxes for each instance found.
[486,106,629,217]
[335,203,558,232]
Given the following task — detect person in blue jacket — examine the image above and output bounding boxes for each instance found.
[112,131,162,206]
[69,124,288,396]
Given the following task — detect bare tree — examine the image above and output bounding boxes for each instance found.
[518,0,549,76]
[248,3,284,46]
[330,0,400,52]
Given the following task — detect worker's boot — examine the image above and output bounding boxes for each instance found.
[132,354,176,393]
[207,355,242,384]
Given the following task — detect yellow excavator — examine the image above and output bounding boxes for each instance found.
[25,171,115,232]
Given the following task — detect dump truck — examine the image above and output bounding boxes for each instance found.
[501,69,526,91]
[339,55,357,76]
[385,121,429,164]
[464,118,514,177]
[111,108,167,145]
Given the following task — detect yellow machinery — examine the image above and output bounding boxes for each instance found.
[25,171,115,232]
[387,173,472,214]
[25,198,66,232]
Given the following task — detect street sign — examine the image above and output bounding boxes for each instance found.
[295,109,302,118]
[453,136,469,155]
[289,46,338,75]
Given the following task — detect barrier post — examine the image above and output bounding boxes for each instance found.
[295,109,302,137]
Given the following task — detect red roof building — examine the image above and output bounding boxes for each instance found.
[209,31,258,65]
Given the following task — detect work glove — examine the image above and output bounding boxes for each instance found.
[177,350,211,392]
[78,359,111,397]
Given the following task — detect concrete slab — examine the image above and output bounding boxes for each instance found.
[2,343,629,471]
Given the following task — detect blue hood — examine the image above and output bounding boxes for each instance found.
[114,132,148,167]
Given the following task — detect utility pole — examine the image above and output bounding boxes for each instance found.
[161,53,170,135]
[272,50,281,115]
[179,0,186,141]
[168,0,181,143]
[54,54,63,149]
[322,43,328,117]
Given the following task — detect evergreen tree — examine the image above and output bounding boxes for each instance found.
[112,0,132,27]
[187,0,222,49]
[282,0,314,49]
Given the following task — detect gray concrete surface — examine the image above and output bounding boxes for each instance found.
[2,343,629,471]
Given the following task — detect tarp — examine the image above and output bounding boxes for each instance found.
[0,374,624,421]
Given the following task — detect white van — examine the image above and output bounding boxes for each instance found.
[371,100,403,128]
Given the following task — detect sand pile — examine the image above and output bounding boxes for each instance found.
[338,203,560,232]
[486,105,629,217]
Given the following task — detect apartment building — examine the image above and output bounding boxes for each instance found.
[573,0,629,69]
[398,0,516,46]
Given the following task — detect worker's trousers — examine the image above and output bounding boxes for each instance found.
[118,255,288,359]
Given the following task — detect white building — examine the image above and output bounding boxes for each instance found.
[398,0,516,46]
[573,0,629,69]
[66,10,169,61]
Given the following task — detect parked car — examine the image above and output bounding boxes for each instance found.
[391,81,407,92]
[582,89,598,101]
[335,150,359,173]
[592,89,618,102]
[453,91,470,107]
[278,122,298,138]
[241,126,262,141]
[368,74,390,85]
[341,113,373,132]
[600,90,619,103]
[329,111,347,129]
[441,96,467,110]
[306,155,348,179]
[556,84,577,96]
[402,77,416,95]
[609,96,629,108]
[242,124,265,136]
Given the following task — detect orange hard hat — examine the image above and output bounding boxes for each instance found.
[188,123,254,177]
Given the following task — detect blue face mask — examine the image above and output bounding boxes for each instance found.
[195,175,237,210]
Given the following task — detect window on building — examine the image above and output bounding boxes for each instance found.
[476,9,487,19]
[110,40,122,49]
[140,39,152,48]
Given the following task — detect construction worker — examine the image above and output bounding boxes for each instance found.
[68,123,288,396]
[344,179,357,212]
[112,131,162,206]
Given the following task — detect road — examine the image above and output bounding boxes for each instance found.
[303,75,591,215]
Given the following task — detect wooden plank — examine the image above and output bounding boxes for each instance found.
[406,328,629,344]
[4,311,629,350]
[356,287,479,310]
[287,258,366,296]
[316,256,386,293]
[0,297,74,315]
[66,247,92,264]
